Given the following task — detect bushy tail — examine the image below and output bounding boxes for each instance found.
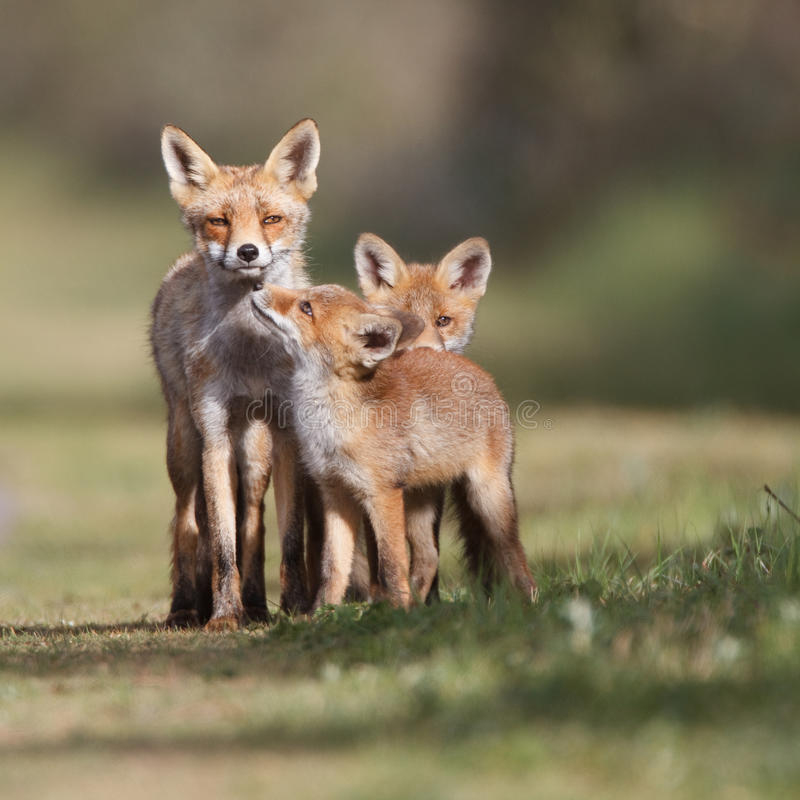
[451,472,536,602]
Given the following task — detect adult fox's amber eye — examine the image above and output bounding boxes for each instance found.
[208,217,229,226]
[436,315,452,327]
[299,300,313,317]
[263,215,282,225]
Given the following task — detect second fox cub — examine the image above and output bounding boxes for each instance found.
[353,234,493,600]
[355,233,492,355]
[252,283,537,608]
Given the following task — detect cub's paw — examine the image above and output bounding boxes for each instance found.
[165,609,200,629]
[280,591,311,617]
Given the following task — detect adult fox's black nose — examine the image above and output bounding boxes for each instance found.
[237,243,259,263]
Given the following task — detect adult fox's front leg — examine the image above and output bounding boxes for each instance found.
[196,399,243,631]
[233,413,272,622]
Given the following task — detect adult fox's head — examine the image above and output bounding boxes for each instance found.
[161,119,320,284]
[354,234,492,354]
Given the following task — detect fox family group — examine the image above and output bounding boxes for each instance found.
[150,118,536,632]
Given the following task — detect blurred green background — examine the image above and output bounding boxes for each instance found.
[2,0,799,416]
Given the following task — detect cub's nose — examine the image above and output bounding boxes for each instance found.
[237,243,259,263]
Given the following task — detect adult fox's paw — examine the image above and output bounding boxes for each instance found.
[165,609,200,629]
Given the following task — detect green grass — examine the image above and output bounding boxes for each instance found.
[4,526,800,799]
[2,411,800,798]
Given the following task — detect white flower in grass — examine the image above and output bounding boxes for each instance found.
[564,596,593,652]
[714,635,742,666]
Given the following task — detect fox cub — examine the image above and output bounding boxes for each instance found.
[151,119,320,630]
[251,283,537,608]
[355,233,492,355]
[352,234,493,601]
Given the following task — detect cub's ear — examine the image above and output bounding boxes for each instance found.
[264,118,320,199]
[376,308,425,352]
[161,126,219,203]
[354,233,408,297]
[436,237,492,296]
[353,313,403,369]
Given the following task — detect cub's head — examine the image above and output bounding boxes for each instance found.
[251,283,424,380]
[161,119,320,284]
[354,234,492,354]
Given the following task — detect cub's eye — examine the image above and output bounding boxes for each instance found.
[207,216,229,226]
[436,315,452,328]
[253,281,263,292]
[299,300,313,317]
[262,215,283,225]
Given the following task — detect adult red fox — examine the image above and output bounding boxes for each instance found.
[251,283,537,609]
[151,119,320,630]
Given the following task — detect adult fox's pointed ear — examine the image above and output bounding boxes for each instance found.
[355,233,408,297]
[436,237,492,296]
[264,118,320,199]
[161,126,219,204]
[353,313,403,369]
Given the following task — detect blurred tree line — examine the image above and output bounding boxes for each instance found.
[3,0,799,249]
[1,0,799,409]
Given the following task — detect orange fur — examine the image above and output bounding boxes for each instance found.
[252,283,536,609]
[355,233,491,355]
[352,234,494,600]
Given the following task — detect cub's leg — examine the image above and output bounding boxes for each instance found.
[364,488,411,609]
[424,491,444,605]
[342,525,373,603]
[450,476,497,592]
[405,486,444,603]
[313,484,362,609]
[272,429,309,614]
